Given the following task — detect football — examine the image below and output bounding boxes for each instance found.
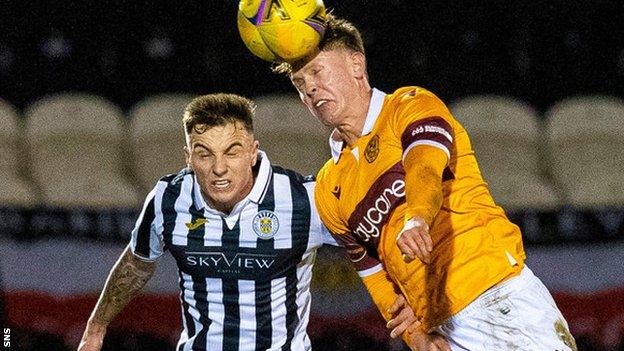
[237,0,326,62]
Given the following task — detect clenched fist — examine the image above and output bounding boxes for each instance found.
[396,217,433,264]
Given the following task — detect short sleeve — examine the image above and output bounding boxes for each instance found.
[392,88,456,164]
[320,223,339,246]
[130,182,165,261]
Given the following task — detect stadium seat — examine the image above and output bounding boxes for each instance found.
[450,95,561,210]
[545,95,624,207]
[253,94,331,176]
[0,98,39,206]
[129,94,193,191]
[24,93,141,208]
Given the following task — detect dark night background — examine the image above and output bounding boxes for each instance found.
[0,0,622,112]
[1,1,624,350]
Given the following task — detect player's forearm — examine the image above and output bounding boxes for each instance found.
[363,271,421,346]
[87,246,157,328]
[362,269,401,322]
[403,146,446,225]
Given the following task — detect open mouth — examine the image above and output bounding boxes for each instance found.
[315,99,328,108]
[212,180,230,189]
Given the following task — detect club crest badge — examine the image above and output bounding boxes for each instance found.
[253,210,280,239]
[364,134,380,163]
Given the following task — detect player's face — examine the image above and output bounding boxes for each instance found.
[184,121,259,213]
[291,49,367,127]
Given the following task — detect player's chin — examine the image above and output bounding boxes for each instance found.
[316,111,337,127]
[210,193,237,210]
[210,186,235,198]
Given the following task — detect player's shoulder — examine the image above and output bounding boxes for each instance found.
[158,167,193,186]
[314,158,341,199]
[152,168,193,196]
[387,86,448,109]
[385,86,456,128]
[271,165,315,185]
[316,158,337,183]
[140,168,192,201]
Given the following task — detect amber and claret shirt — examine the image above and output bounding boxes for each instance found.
[315,87,526,331]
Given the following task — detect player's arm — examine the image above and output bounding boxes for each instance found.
[398,146,448,263]
[329,232,418,343]
[366,265,451,351]
[78,246,157,351]
[362,269,409,324]
[79,183,165,351]
[314,181,419,341]
[365,262,451,350]
[394,93,454,264]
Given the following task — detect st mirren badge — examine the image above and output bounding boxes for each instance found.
[253,210,280,239]
[364,134,380,163]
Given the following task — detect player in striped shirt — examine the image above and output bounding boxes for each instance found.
[78,93,418,351]
[275,15,577,351]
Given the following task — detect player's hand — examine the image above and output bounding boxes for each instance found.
[407,330,451,351]
[77,323,105,351]
[386,294,420,338]
[396,217,433,264]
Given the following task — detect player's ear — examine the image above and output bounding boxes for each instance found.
[183,130,193,168]
[350,51,366,79]
[251,139,259,166]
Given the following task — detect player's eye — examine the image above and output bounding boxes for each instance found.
[195,149,212,158]
[226,147,243,157]
[293,78,304,89]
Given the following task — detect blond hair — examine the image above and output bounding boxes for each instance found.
[272,14,365,75]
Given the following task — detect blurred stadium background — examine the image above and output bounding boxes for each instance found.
[1,0,623,350]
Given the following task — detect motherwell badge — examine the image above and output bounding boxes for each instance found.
[364,135,380,163]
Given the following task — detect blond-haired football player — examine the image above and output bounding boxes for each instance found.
[275,15,577,351]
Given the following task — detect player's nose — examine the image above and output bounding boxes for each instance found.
[212,155,228,176]
[304,80,317,98]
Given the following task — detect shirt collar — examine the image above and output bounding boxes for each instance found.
[329,88,386,163]
[247,150,272,204]
[193,150,273,211]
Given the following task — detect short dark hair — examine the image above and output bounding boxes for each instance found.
[183,93,255,135]
[272,14,365,75]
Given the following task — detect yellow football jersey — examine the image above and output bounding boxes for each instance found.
[315,87,526,330]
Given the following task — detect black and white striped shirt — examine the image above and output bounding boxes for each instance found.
[130,152,336,351]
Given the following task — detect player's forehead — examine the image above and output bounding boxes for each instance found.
[187,121,253,149]
[291,49,342,77]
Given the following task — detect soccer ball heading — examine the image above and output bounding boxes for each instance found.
[237,0,326,62]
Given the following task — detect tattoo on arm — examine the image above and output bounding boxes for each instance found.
[90,245,157,325]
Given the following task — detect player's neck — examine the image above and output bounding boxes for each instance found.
[337,87,373,147]
[337,122,363,147]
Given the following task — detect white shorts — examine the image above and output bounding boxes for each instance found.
[432,266,577,351]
